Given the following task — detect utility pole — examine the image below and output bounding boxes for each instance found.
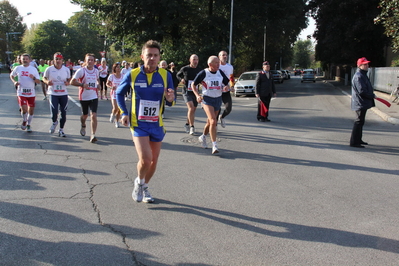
[263,26,266,61]
[228,0,233,64]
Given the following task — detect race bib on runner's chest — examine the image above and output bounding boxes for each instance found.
[138,100,160,122]
[21,87,33,96]
[187,80,194,91]
[85,74,97,90]
[53,82,66,93]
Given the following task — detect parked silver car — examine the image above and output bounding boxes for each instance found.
[270,70,284,83]
[301,69,316,83]
[233,71,258,97]
[281,70,290,79]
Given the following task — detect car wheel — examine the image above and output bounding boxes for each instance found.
[313,80,316,83]
[301,80,303,83]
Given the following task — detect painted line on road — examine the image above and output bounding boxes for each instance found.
[241,97,276,107]
[68,96,81,108]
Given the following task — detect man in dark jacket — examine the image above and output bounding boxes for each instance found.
[255,61,276,121]
[350,57,376,148]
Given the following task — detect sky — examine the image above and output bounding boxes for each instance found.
[299,17,316,41]
[9,0,316,41]
[9,0,82,27]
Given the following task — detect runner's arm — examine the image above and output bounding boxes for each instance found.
[176,66,186,83]
[192,70,206,99]
[106,75,113,88]
[70,69,87,88]
[116,72,132,116]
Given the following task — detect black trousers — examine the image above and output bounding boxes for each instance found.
[219,92,232,118]
[257,95,271,119]
[350,109,367,145]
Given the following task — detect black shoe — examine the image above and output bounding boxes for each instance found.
[265,118,271,122]
[258,118,266,122]
[360,141,368,145]
[350,144,365,148]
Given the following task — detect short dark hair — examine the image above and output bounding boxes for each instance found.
[142,40,161,53]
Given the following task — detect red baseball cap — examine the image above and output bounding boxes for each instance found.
[357,57,370,67]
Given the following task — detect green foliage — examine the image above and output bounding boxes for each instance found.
[292,39,313,69]
[24,20,71,60]
[309,0,388,67]
[72,0,308,73]
[375,0,399,52]
[21,12,104,62]
[0,0,26,63]
[66,10,104,59]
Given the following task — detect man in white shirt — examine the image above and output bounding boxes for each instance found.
[218,50,234,128]
[43,52,71,137]
[71,53,100,143]
[10,53,40,132]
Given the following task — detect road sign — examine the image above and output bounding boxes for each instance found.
[5,51,13,54]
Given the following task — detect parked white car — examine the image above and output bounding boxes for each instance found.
[233,71,258,97]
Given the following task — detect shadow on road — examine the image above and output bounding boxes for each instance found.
[150,199,399,254]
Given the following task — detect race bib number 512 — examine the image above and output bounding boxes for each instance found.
[138,100,160,122]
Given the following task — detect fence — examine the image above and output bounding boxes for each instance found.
[349,67,399,94]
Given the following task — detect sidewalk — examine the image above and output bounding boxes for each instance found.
[326,80,399,125]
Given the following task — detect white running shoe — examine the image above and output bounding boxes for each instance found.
[132,177,144,202]
[90,135,97,143]
[198,135,207,149]
[219,115,226,128]
[26,125,32,133]
[59,130,66,137]
[143,186,154,203]
[212,144,219,154]
[189,126,195,135]
[184,124,190,133]
[115,121,120,128]
[80,125,86,136]
[49,121,58,134]
[110,114,115,123]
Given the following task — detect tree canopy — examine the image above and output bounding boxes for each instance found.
[375,0,399,53]
[0,0,26,64]
[292,39,312,69]
[72,0,308,72]
[309,0,388,67]
[21,12,103,62]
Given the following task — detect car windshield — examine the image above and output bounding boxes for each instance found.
[239,73,257,81]
[304,70,314,74]
[270,70,278,74]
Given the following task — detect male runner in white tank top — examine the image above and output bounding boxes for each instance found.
[71,53,100,143]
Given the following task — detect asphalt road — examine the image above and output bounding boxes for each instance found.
[1,74,399,265]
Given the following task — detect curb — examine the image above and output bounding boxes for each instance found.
[323,80,399,125]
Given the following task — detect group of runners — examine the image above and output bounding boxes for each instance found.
[10,40,236,203]
[9,52,126,142]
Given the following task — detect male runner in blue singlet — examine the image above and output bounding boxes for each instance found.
[116,40,175,203]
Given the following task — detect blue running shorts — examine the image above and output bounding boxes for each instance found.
[132,126,165,142]
[202,95,222,112]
